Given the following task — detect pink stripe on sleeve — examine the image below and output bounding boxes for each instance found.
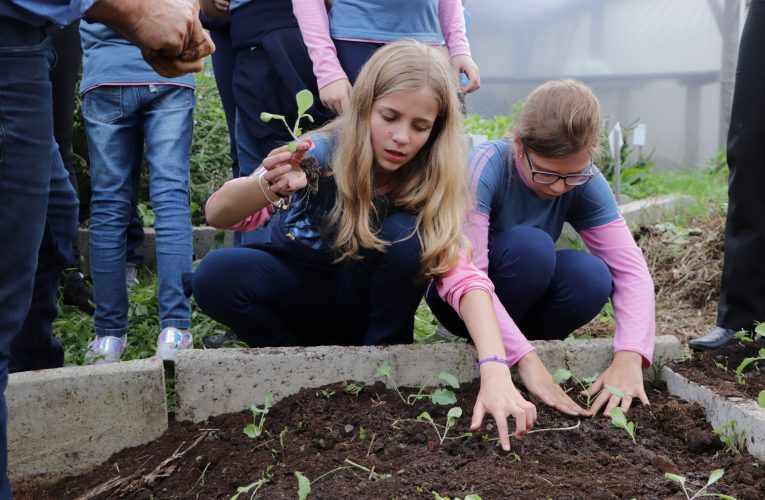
[579,217,656,367]
[292,0,348,89]
[438,0,470,57]
[436,252,535,366]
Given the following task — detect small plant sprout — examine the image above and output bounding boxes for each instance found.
[344,381,365,396]
[295,471,311,500]
[260,90,315,153]
[243,392,274,439]
[609,407,637,443]
[416,407,463,445]
[552,368,599,409]
[374,361,408,403]
[734,347,765,385]
[407,372,460,406]
[317,389,335,399]
[663,468,736,500]
[431,492,482,500]
[713,419,746,455]
[230,466,274,500]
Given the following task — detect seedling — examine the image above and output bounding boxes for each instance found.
[734,322,764,343]
[230,466,274,500]
[374,362,408,403]
[416,407,463,445]
[358,426,366,440]
[344,381,365,396]
[243,392,273,439]
[734,347,765,385]
[432,493,482,500]
[295,471,311,500]
[609,407,637,443]
[260,90,315,153]
[663,468,736,500]
[713,419,745,455]
[407,372,460,406]
[552,368,599,409]
[317,389,335,399]
[759,390,765,409]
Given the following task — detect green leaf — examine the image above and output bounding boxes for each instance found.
[359,426,366,440]
[758,390,765,408]
[708,495,737,500]
[755,322,765,337]
[464,495,483,500]
[243,424,258,438]
[260,112,274,122]
[295,471,311,500]
[664,472,686,485]
[296,90,314,116]
[438,372,460,389]
[264,391,274,409]
[375,362,391,379]
[430,388,457,406]
[605,384,624,398]
[447,407,463,420]
[552,368,572,385]
[582,372,599,384]
[610,407,627,428]
[416,411,434,423]
[706,468,724,487]
[288,141,297,153]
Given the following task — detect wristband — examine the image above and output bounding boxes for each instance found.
[477,355,510,369]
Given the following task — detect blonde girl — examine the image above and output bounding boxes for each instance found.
[194,41,584,448]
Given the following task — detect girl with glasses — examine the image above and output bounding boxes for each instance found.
[427,79,656,418]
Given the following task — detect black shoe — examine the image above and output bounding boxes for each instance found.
[60,271,95,315]
[202,330,239,349]
[688,327,736,351]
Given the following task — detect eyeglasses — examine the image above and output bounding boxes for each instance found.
[523,146,594,186]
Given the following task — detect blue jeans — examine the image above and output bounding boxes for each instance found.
[0,17,80,497]
[83,85,194,337]
[427,226,613,340]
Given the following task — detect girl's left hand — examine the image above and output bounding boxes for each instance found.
[516,352,587,416]
[585,351,650,416]
[261,139,313,197]
[451,54,481,93]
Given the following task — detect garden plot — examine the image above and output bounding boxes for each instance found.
[18,374,764,499]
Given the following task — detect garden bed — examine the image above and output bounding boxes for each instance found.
[18,377,765,499]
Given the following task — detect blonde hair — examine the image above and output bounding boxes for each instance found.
[513,79,603,159]
[320,40,469,278]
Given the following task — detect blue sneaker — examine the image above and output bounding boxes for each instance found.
[84,335,127,365]
[156,327,193,361]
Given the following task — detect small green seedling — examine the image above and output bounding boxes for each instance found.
[260,90,315,153]
[432,492,482,500]
[344,381,365,396]
[552,368,599,409]
[734,322,764,343]
[295,471,311,500]
[609,407,637,443]
[407,372,459,406]
[244,392,273,439]
[663,468,736,500]
[317,389,335,399]
[714,361,728,372]
[358,426,366,440]
[759,390,765,409]
[416,407,463,445]
[374,362,408,403]
[230,466,273,500]
[713,419,745,455]
[734,347,765,385]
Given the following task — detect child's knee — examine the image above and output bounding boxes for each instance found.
[489,226,556,282]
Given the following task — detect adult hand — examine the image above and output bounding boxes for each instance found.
[451,54,481,93]
[470,363,537,451]
[585,351,649,417]
[260,139,313,197]
[319,79,352,114]
[516,351,587,416]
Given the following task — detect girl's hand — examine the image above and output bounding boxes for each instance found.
[516,352,587,416]
[451,54,481,93]
[585,351,649,416]
[212,0,230,11]
[319,78,352,114]
[470,363,537,451]
[261,139,313,197]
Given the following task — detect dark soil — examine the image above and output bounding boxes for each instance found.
[673,337,765,400]
[300,157,322,195]
[18,380,765,499]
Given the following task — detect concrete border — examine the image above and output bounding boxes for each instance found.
[174,336,680,423]
[7,358,167,489]
[663,366,765,460]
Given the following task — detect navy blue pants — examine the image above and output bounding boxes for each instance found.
[334,40,384,84]
[193,213,425,346]
[427,226,612,340]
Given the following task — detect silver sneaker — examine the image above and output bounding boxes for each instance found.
[84,335,127,365]
[156,327,193,361]
[126,264,140,288]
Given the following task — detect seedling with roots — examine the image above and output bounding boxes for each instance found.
[734,347,765,385]
[552,368,599,409]
[713,419,746,455]
[244,392,274,439]
[416,407,463,445]
[664,468,736,500]
[260,90,315,153]
[609,407,637,443]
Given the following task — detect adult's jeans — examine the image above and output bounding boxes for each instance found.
[427,226,613,341]
[83,85,194,338]
[0,17,79,497]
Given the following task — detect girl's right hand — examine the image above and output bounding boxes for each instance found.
[261,139,313,197]
[470,363,537,451]
[516,352,587,416]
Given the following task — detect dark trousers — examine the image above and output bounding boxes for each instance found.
[0,17,80,496]
[717,0,765,331]
[193,212,425,346]
[334,40,384,84]
[427,226,612,340]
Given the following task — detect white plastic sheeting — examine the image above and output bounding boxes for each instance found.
[465,0,745,168]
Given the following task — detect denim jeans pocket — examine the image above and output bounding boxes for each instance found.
[82,86,124,123]
[153,85,196,111]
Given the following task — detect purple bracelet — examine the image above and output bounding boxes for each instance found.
[477,355,510,369]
